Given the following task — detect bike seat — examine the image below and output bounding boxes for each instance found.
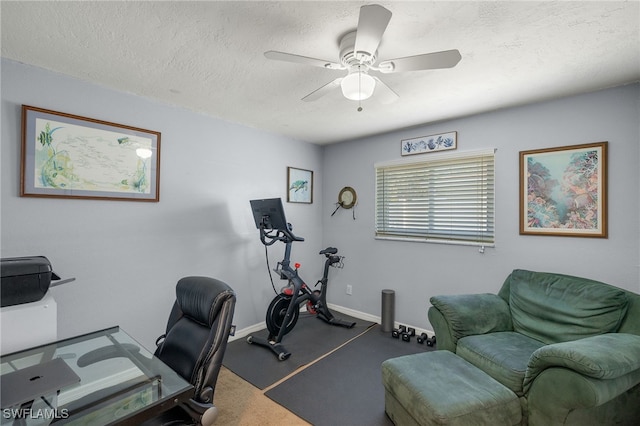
[319,247,338,255]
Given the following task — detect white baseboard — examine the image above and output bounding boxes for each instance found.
[230,321,266,342]
[328,303,435,338]
[230,304,434,342]
[326,303,380,323]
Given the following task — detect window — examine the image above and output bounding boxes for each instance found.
[375,149,495,246]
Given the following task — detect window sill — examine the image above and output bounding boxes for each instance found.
[375,235,495,248]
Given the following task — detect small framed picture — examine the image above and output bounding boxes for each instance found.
[287,167,313,204]
[520,142,607,237]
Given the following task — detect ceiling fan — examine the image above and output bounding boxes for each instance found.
[264,4,462,106]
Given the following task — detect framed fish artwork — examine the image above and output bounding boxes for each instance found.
[287,167,313,204]
[520,142,607,238]
[21,105,160,202]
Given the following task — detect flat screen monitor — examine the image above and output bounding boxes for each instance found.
[250,198,288,231]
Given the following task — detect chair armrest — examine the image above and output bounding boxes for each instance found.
[524,333,640,394]
[76,343,157,379]
[427,306,456,352]
[428,293,512,350]
[527,367,640,424]
[76,343,141,367]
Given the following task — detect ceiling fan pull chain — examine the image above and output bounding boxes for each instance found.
[357,65,364,112]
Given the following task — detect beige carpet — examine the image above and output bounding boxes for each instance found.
[214,366,309,425]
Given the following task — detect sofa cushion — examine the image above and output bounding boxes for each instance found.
[508,269,628,344]
[457,332,545,396]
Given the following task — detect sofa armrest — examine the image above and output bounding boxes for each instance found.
[527,367,640,425]
[524,333,640,394]
[428,294,512,351]
[427,306,456,352]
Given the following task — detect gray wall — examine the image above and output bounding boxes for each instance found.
[322,84,640,330]
[1,58,325,349]
[2,58,638,347]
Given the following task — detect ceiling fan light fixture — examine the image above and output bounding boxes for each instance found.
[340,70,375,101]
[264,4,461,105]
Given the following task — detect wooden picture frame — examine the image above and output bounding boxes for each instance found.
[520,142,607,237]
[287,167,313,204]
[21,105,160,202]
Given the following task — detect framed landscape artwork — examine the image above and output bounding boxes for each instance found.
[21,105,161,202]
[520,142,607,237]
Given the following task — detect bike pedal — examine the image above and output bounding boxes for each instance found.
[306,301,318,314]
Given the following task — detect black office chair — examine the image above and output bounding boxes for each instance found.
[74,277,235,425]
[147,276,236,426]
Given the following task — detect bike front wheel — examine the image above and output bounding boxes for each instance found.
[266,293,300,337]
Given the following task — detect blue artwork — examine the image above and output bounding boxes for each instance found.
[401,131,457,156]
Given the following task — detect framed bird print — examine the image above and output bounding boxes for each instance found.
[287,167,313,204]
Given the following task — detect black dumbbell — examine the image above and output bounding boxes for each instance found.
[417,333,437,346]
[392,325,406,339]
[401,327,416,342]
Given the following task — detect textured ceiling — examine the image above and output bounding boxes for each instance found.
[2,1,639,145]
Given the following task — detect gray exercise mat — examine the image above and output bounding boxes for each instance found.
[265,325,435,426]
[223,312,374,389]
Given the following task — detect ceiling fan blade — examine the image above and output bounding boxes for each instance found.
[372,77,399,104]
[353,5,392,60]
[264,51,343,70]
[301,78,343,102]
[378,49,462,73]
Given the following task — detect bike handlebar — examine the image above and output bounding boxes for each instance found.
[259,222,304,246]
[284,223,305,242]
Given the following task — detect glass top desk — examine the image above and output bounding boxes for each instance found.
[0,326,194,425]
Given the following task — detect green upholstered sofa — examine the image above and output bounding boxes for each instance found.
[427,269,640,425]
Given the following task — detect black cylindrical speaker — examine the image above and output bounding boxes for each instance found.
[381,289,395,333]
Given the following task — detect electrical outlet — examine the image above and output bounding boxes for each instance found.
[346,285,353,295]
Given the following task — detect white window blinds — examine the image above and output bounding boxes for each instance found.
[375,149,495,245]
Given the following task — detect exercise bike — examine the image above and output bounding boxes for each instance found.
[248,198,356,361]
